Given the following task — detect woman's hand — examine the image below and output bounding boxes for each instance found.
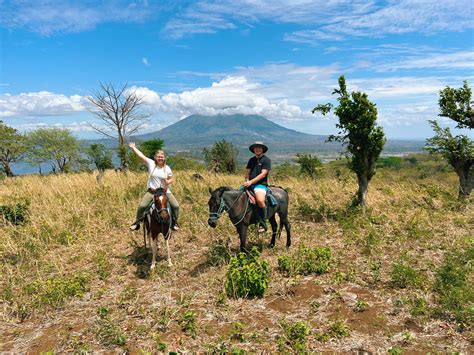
[128,142,136,149]
[243,180,252,187]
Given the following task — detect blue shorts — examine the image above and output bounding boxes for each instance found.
[252,184,268,194]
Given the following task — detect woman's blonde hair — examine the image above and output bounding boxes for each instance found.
[154,150,167,167]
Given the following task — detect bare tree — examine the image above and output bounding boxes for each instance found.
[87,82,150,170]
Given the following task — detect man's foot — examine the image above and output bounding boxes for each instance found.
[130,222,140,231]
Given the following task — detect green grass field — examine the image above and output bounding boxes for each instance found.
[0,155,472,352]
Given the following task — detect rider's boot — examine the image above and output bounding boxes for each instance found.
[258,206,267,233]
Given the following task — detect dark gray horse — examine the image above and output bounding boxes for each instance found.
[207,186,291,252]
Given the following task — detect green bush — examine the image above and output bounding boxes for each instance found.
[390,262,425,289]
[206,239,231,267]
[0,201,30,225]
[278,244,331,276]
[225,247,269,298]
[296,153,323,178]
[272,162,297,180]
[277,320,310,353]
[433,246,473,326]
[296,201,336,222]
[25,273,90,308]
[377,156,403,169]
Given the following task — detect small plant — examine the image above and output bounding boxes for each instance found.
[206,239,231,267]
[277,320,310,353]
[0,201,30,225]
[25,273,90,308]
[225,247,269,299]
[388,346,404,355]
[354,299,369,312]
[94,251,112,281]
[390,261,425,289]
[153,333,167,352]
[315,319,350,342]
[433,246,473,326]
[229,322,246,342]
[180,310,198,338]
[408,297,429,317]
[95,308,127,347]
[118,285,138,307]
[278,244,331,276]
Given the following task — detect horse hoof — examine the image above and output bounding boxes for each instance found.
[168,261,173,267]
[150,264,156,270]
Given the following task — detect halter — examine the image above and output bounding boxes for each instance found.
[208,191,249,226]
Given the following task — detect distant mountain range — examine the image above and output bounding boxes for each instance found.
[133,114,424,161]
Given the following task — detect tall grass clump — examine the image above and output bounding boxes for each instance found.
[277,320,311,353]
[278,244,331,276]
[225,247,269,298]
[0,200,30,225]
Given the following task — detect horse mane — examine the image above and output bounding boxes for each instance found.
[216,186,233,194]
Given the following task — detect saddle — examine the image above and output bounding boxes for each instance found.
[245,187,278,207]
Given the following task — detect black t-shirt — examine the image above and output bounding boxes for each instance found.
[246,155,271,186]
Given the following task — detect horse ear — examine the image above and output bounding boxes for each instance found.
[208,186,213,194]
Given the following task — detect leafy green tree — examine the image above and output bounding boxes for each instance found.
[86,144,114,171]
[26,128,80,173]
[425,121,473,198]
[203,139,238,173]
[438,81,473,129]
[0,121,27,177]
[128,138,165,171]
[313,75,386,208]
[295,153,323,178]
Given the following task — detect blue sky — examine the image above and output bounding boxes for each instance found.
[1,0,473,140]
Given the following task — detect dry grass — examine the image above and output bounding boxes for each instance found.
[0,157,472,352]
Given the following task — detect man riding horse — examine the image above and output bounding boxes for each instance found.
[242,141,271,233]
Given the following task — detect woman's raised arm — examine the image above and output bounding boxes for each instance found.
[128,142,149,164]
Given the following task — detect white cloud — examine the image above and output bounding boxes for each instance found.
[142,57,151,67]
[0,0,155,35]
[132,76,305,120]
[0,91,88,118]
[162,0,474,40]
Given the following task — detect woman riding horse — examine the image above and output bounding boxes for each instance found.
[128,142,180,231]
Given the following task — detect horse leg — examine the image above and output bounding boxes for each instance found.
[269,214,278,248]
[165,236,172,267]
[237,224,249,253]
[281,217,291,249]
[150,235,158,270]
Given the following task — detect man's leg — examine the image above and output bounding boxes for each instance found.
[131,191,154,230]
[167,192,180,230]
[255,189,267,232]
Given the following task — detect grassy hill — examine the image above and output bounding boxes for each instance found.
[0,155,472,352]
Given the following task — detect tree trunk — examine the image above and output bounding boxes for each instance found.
[1,160,14,177]
[456,165,473,199]
[96,169,105,185]
[118,134,128,172]
[356,173,369,210]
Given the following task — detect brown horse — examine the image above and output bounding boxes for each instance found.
[143,188,172,268]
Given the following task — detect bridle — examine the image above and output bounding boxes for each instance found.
[209,190,249,226]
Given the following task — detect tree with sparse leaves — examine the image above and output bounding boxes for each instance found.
[426,81,473,199]
[87,82,150,170]
[26,128,80,173]
[313,75,386,208]
[203,140,238,173]
[0,121,27,177]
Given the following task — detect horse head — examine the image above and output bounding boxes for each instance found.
[153,188,169,221]
[207,186,231,228]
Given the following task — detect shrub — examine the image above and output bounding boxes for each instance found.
[277,320,310,353]
[297,201,336,222]
[272,162,296,180]
[0,201,30,225]
[390,262,425,289]
[377,156,403,169]
[278,244,331,276]
[225,247,270,298]
[25,273,90,308]
[206,239,231,267]
[433,246,473,326]
[296,153,323,178]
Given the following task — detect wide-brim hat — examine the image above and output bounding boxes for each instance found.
[249,141,268,154]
